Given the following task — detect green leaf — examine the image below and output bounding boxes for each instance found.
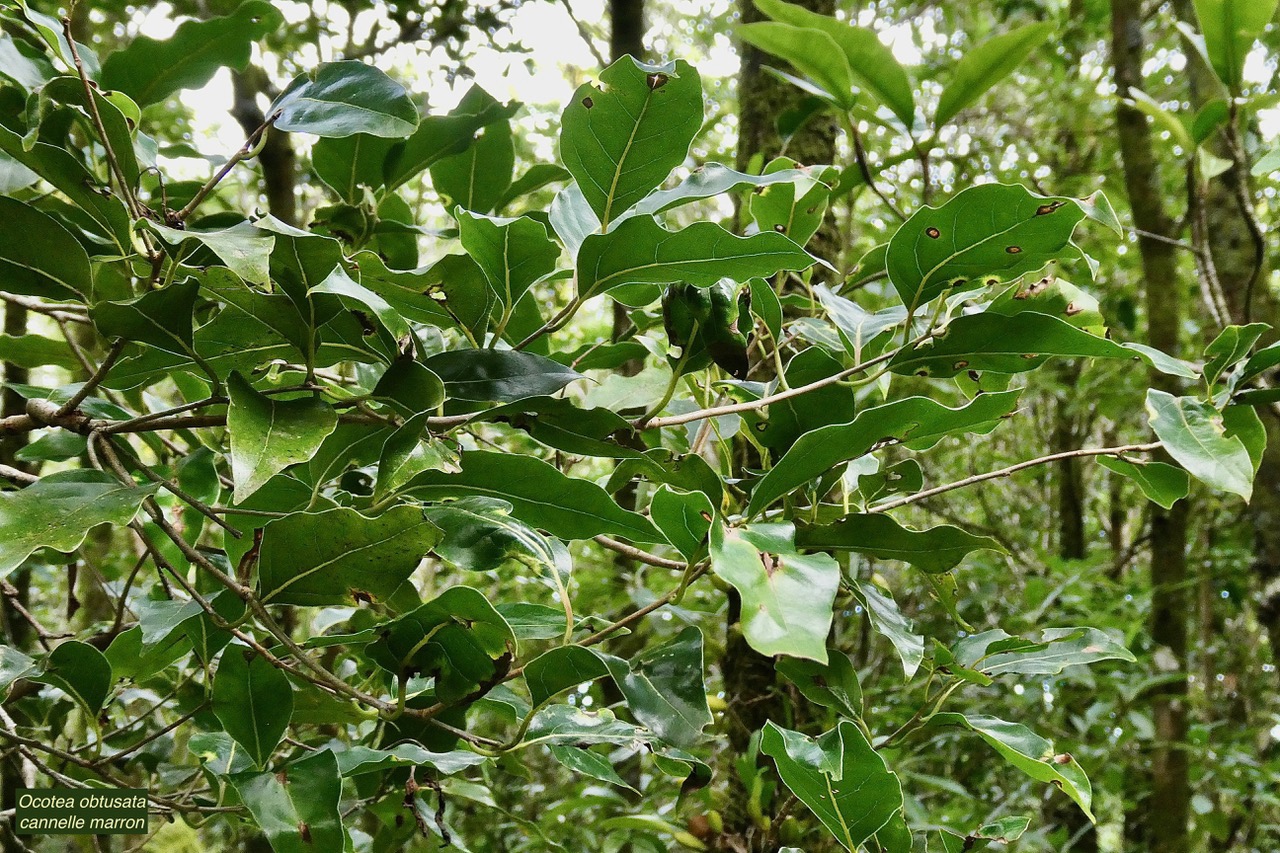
[92,279,200,355]
[423,349,582,402]
[39,77,141,188]
[333,743,485,776]
[599,627,712,748]
[627,162,819,220]
[853,580,923,679]
[889,311,1133,377]
[797,514,1002,573]
[954,627,1135,677]
[749,158,835,246]
[1192,0,1279,91]
[15,1,99,76]
[405,451,661,542]
[561,56,703,225]
[1097,456,1190,509]
[226,372,339,503]
[0,646,37,699]
[1203,322,1268,385]
[36,641,111,715]
[0,124,131,252]
[0,471,159,578]
[776,651,863,718]
[0,33,55,91]
[754,0,916,125]
[424,497,570,579]
[523,704,649,748]
[100,1,283,107]
[935,22,1055,127]
[761,721,904,851]
[577,216,817,299]
[311,133,396,202]
[384,85,520,191]
[229,749,345,852]
[375,413,459,500]
[256,505,440,606]
[886,183,1087,311]
[0,196,92,300]
[1146,389,1254,500]
[432,120,514,213]
[271,61,418,138]
[747,391,1022,516]
[709,522,839,662]
[213,645,292,768]
[548,745,638,791]
[650,486,714,560]
[365,586,513,702]
[737,22,855,108]
[930,713,1094,821]
[148,221,274,285]
[456,210,561,310]
[524,646,611,707]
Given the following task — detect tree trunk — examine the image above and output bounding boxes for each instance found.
[231,68,298,227]
[1109,2,1191,850]
[719,1,839,851]
[610,0,646,375]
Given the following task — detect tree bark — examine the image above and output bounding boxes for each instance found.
[610,0,646,375]
[231,68,298,227]
[719,1,840,851]
[1109,3,1191,850]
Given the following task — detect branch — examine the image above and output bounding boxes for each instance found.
[56,338,126,417]
[868,442,1163,514]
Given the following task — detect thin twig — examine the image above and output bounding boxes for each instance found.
[57,339,127,417]
[868,442,1162,514]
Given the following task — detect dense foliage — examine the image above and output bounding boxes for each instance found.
[0,0,1279,851]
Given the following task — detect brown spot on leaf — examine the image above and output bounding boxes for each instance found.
[1036,202,1065,216]
[759,553,779,576]
[1006,246,1023,254]
[582,96,594,109]
[925,227,941,239]
[646,73,669,90]
[351,589,374,605]
[299,822,312,843]
[953,360,969,370]
[699,510,713,522]
[1065,302,1083,316]
[773,224,786,233]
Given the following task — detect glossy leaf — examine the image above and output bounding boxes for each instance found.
[257,505,440,606]
[747,391,1022,516]
[92,279,200,355]
[100,1,283,107]
[432,119,514,213]
[424,496,570,579]
[365,586,513,701]
[709,522,839,662]
[423,349,582,402]
[560,56,703,225]
[853,580,924,678]
[761,721,904,851]
[0,471,158,578]
[1146,389,1254,500]
[650,486,714,560]
[212,646,292,768]
[405,451,661,542]
[953,627,1135,677]
[226,372,339,503]
[889,311,1133,378]
[930,713,1094,821]
[272,61,418,138]
[935,22,1055,126]
[797,514,1002,573]
[1097,456,1190,509]
[229,749,345,852]
[577,215,817,299]
[36,640,112,715]
[385,85,520,190]
[885,183,1087,311]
